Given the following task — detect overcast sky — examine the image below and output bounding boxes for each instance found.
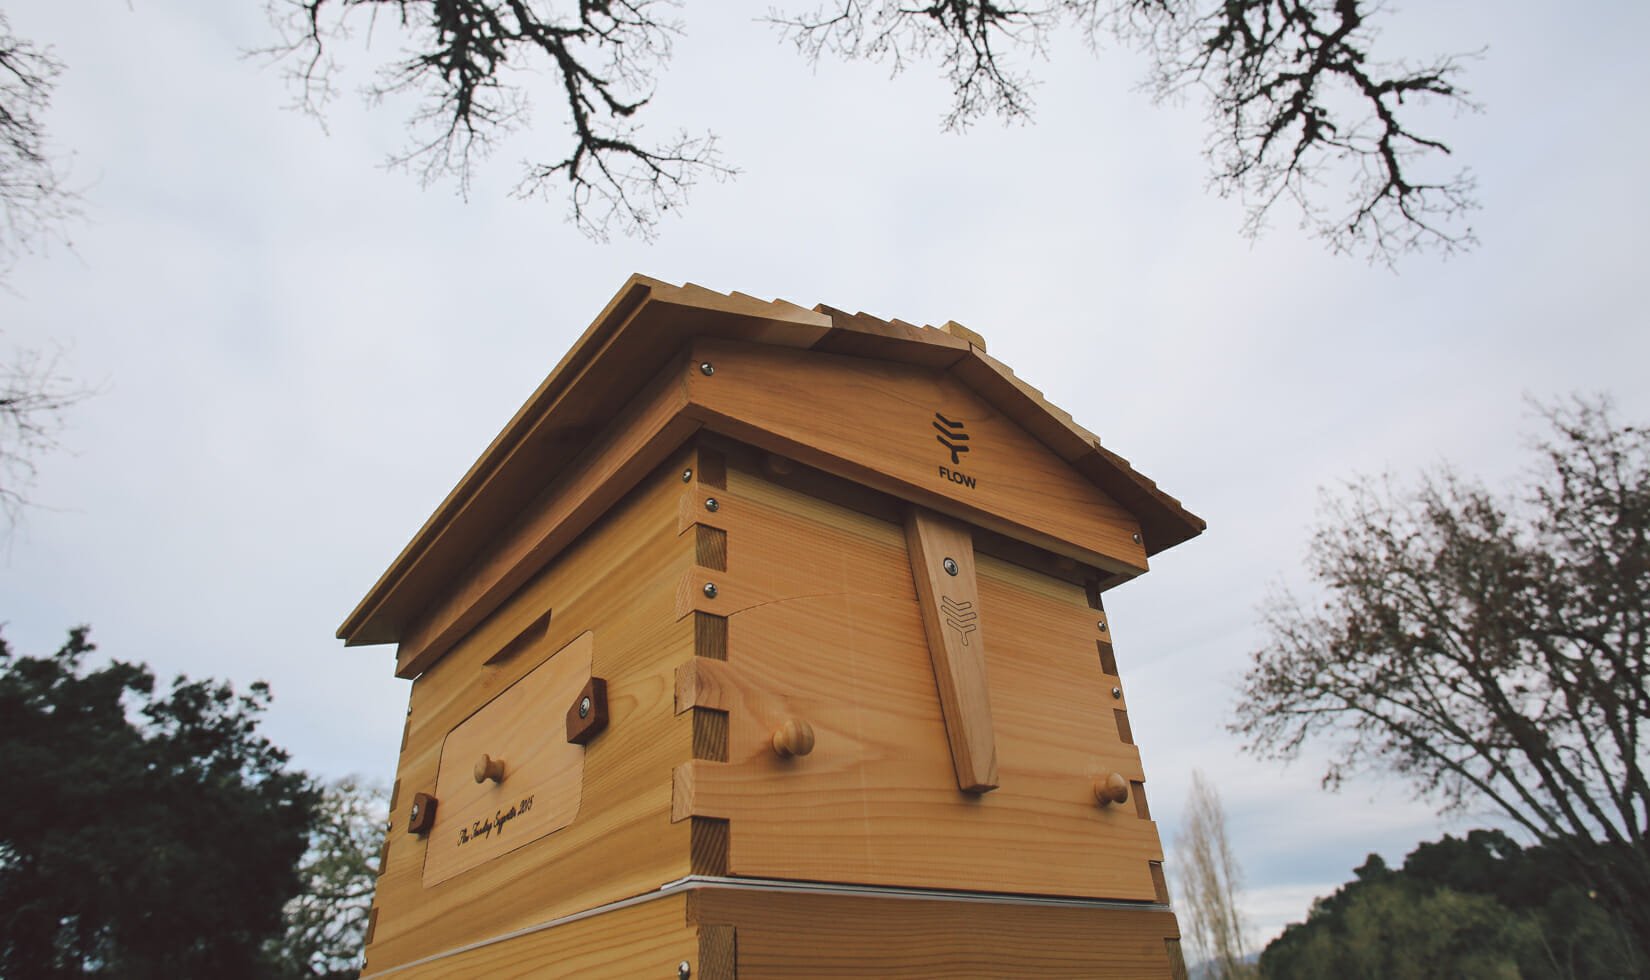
[3,0,1647,951]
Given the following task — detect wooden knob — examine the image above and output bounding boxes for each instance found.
[1094,772,1129,807]
[473,754,506,784]
[771,718,816,759]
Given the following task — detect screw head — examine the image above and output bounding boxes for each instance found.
[579,696,591,719]
[942,557,959,576]
[1097,621,1108,632]
[1111,687,1122,700]
[1132,532,1142,544]
[699,362,715,376]
[678,961,692,980]
[704,497,719,512]
[681,468,693,483]
[703,583,718,599]
[410,803,420,818]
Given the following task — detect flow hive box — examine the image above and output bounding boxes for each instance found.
[343,277,1205,978]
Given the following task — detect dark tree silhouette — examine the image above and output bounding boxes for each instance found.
[1235,397,1650,952]
[264,1,1477,260]
[0,628,320,978]
[1262,832,1642,977]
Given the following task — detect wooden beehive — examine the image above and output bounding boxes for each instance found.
[344,276,1205,978]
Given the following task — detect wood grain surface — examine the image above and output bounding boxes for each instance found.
[422,632,593,887]
[368,893,697,979]
[681,339,1149,577]
[904,507,998,793]
[671,460,1164,901]
[364,454,697,971]
[688,888,1182,978]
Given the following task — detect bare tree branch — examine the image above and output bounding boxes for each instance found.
[261,0,732,241]
[769,1,1059,130]
[0,11,77,282]
[1235,396,1650,946]
[772,0,1477,262]
[0,342,89,527]
[1114,0,1479,263]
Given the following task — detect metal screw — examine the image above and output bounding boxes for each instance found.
[1097,621,1108,632]
[699,362,715,376]
[410,803,420,818]
[942,557,959,576]
[1132,532,1142,544]
[1111,687,1122,700]
[579,696,591,719]
[704,497,719,512]
[678,962,692,980]
[681,468,693,483]
[703,583,718,599]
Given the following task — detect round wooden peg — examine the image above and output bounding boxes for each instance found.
[771,718,816,759]
[1094,771,1129,807]
[473,754,506,784]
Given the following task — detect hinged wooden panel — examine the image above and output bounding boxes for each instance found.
[424,631,595,886]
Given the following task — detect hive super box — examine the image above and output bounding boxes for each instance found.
[342,277,1205,978]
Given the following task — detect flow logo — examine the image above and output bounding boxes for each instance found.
[933,412,978,489]
[933,413,970,464]
[941,595,978,646]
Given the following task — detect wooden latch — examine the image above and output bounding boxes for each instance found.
[905,507,999,793]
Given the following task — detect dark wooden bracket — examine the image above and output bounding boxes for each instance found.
[566,676,610,745]
[407,791,438,836]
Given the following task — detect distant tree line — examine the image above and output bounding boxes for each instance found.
[1262,830,1642,978]
[0,628,381,979]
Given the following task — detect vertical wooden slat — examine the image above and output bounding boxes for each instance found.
[1166,937,1189,980]
[691,817,731,876]
[1149,861,1171,904]
[696,525,728,571]
[904,506,999,794]
[695,613,728,661]
[697,924,738,980]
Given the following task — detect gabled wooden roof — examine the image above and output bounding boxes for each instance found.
[340,275,1204,650]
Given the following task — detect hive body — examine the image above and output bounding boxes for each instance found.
[346,279,1204,978]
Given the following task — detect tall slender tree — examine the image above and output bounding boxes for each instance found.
[1173,769,1253,977]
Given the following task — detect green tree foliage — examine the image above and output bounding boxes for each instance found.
[270,778,385,980]
[0,627,321,979]
[1235,398,1650,948]
[1261,832,1641,979]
